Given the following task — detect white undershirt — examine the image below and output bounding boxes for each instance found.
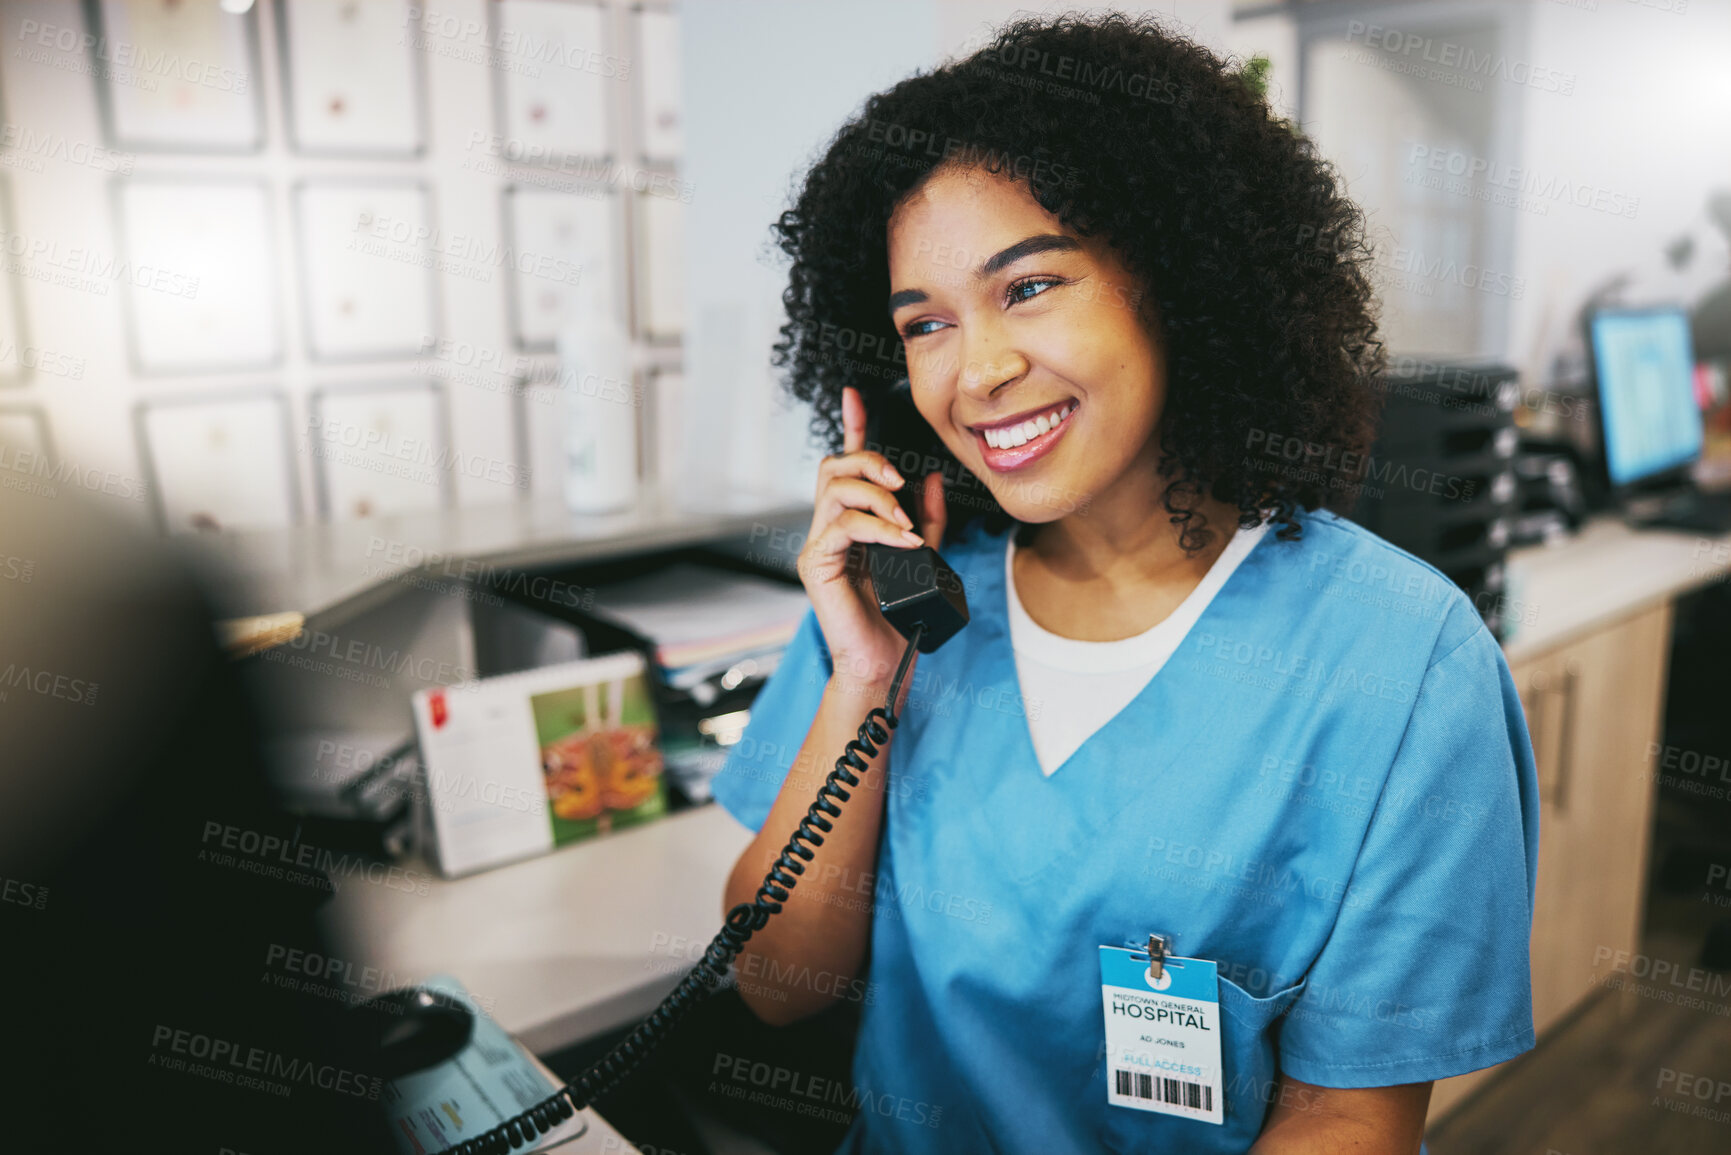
[1006,520,1270,776]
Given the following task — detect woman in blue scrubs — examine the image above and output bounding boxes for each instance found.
[715,14,1539,1154]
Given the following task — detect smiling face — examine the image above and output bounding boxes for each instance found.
[887,164,1165,526]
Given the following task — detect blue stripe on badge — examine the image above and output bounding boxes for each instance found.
[1099,946,1219,1001]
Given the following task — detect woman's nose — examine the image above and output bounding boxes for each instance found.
[958,325,1027,397]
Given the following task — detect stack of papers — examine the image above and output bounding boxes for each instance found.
[587,564,810,691]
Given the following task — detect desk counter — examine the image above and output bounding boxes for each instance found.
[325,803,752,1056]
[325,517,1731,1058]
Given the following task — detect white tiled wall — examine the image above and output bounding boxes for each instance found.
[0,0,684,534]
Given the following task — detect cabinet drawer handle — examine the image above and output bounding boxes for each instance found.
[1552,662,1581,811]
[1524,683,1552,802]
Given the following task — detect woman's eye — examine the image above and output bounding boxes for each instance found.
[1007,277,1062,304]
[902,318,949,338]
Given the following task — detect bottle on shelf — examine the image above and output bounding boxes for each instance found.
[558,249,638,515]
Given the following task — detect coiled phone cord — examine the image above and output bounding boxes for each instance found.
[449,625,924,1155]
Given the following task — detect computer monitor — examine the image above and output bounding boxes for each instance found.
[1589,306,1703,491]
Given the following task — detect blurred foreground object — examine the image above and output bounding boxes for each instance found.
[0,482,389,1154]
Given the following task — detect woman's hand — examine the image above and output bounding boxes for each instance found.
[798,385,948,686]
[727,386,946,1026]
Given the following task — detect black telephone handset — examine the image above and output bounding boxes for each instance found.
[861,377,970,653]
[377,380,968,1155]
[864,542,969,653]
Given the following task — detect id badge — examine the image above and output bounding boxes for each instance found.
[1098,945,1224,1125]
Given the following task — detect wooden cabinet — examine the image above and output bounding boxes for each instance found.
[1427,603,1672,1121]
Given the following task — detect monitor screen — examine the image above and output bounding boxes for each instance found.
[1590,308,1702,488]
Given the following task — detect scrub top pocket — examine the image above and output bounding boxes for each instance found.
[1099,975,1307,1154]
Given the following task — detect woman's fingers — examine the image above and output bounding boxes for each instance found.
[810,452,903,543]
[818,447,902,490]
[803,389,930,593]
[809,509,926,562]
[822,477,915,532]
[918,470,947,547]
[841,385,867,455]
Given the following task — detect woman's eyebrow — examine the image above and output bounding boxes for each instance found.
[979,233,1080,276]
[888,288,928,313]
[888,234,1082,314]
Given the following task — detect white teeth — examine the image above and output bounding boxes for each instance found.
[980,403,1076,450]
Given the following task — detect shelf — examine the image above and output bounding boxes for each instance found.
[173,485,812,630]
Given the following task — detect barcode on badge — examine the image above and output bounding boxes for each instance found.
[1114,1069,1214,1113]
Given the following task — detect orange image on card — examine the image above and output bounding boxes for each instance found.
[598,725,662,811]
[533,667,666,844]
[542,732,606,821]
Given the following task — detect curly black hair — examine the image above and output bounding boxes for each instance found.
[769,12,1384,550]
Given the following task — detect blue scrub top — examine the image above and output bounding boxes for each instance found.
[713,509,1539,1154]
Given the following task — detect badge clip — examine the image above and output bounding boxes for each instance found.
[1123,932,1178,983]
[1147,933,1168,982]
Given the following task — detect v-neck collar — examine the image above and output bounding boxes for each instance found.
[1004,521,1271,674]
[987,522,1273,783]
[928,524,1276,887]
